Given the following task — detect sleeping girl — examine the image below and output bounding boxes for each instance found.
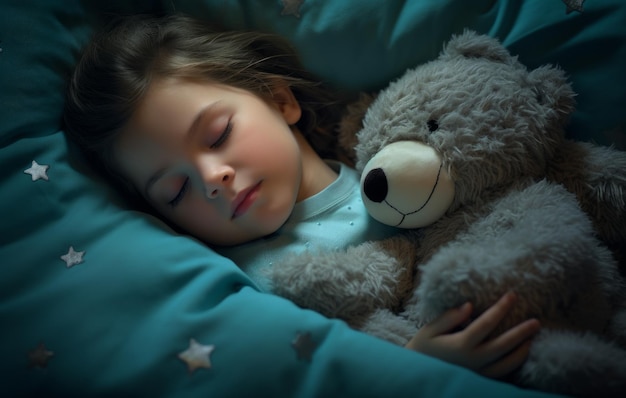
[63,13,540,379]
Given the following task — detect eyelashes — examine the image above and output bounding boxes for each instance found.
[168,177,190,207]
[210,121,232,149]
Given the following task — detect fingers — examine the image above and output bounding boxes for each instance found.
[484,318,541,360]
[420,302,473,337]
[463,291,517,345]
[478,316,540,378]
[480,339,534,379]
[405,303,472,352]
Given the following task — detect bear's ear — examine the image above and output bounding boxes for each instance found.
[441,30,514,65]
[528,65,577,122]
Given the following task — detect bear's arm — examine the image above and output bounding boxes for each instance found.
[406,180,619,336]
[265,233,419,324]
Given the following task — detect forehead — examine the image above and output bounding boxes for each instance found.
[131,78,207,132]
[119,78,226,148]
[112,78,199,187]
[126,77,266,134]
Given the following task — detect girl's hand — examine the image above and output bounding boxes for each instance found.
[405,291,540,378]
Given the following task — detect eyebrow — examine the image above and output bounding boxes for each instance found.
[142,101,222,198]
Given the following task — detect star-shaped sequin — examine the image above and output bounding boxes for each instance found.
[28,342,54,369]
[24,160,49,181]
[562,0,584,13]
[60,246,85,268]
[281,0,304,18]
[291,332,316,362]
[178,338,215,373]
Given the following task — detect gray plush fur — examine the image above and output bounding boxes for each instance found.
[267,31,626,396]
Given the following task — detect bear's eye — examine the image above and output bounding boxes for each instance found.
[427,119,439,132]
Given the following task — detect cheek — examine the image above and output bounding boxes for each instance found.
[169,199,221,235]
[237,130,299,169]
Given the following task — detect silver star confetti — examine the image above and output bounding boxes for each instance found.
[291,332,316,362]
[178,338,215,373]
[28,342,54,369]
[562,0,585,14]
[60,246,85,268]
[281,0,304,18]
[24,160,49,181]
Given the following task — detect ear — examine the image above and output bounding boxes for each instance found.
[271,84,302,125]
[527,65,576,126]
[527,65,575,108]
[441,30,515,65]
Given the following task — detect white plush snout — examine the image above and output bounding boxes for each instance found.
[360,141,455,228]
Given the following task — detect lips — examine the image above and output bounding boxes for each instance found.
[231,181,261,219]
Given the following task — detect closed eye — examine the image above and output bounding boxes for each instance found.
[168,177,190,208]
[211,121,232,149]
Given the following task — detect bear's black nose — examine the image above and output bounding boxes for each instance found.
[363,168,388,203]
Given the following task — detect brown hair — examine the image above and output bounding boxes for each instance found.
[64,14,344,193]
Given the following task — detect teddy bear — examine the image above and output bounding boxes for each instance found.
[266,30,626,396]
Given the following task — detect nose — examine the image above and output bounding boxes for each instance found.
[197,157,234,199]
[363,167,388,203]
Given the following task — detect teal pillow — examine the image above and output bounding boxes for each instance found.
[170,0,626,149]
[0,0,589,396]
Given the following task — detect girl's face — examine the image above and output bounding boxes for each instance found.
[115,78,304,246]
